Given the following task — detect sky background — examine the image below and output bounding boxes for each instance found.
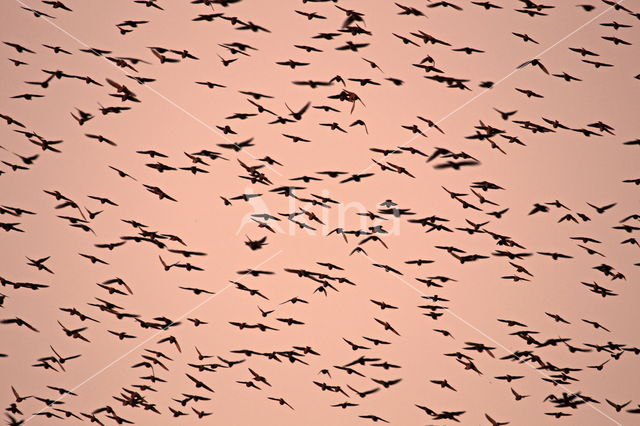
[1,0,639,425]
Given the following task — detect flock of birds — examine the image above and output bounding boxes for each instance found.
[1,0,639,425]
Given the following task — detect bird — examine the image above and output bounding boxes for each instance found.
[0,2,636,425]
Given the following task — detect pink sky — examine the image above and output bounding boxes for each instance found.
[1,0,639,425]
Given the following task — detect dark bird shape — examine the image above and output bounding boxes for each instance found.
[1,317,39,332]
[586,202,616,214]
